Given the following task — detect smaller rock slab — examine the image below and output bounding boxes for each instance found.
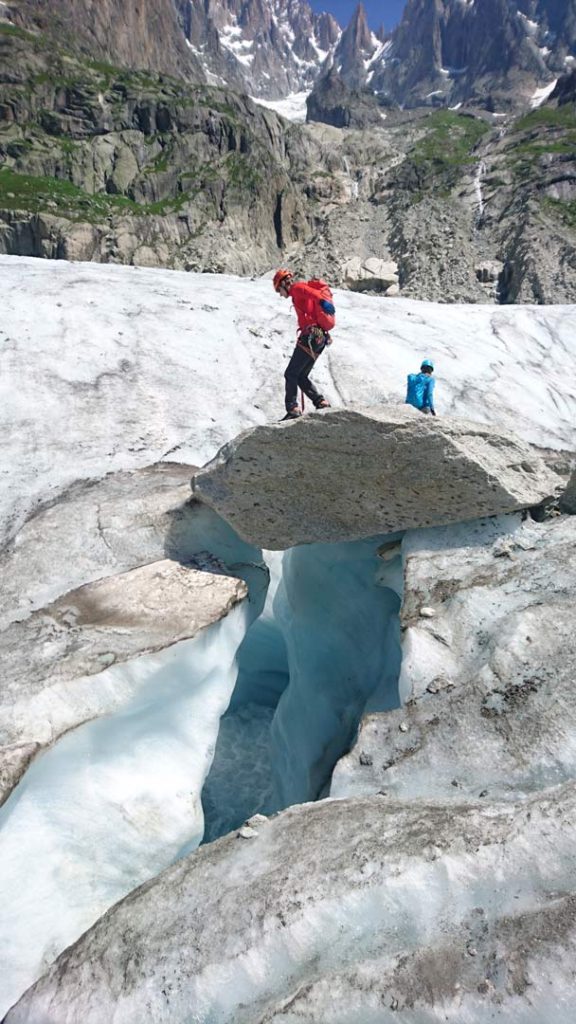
[0,559,246,803]
[193,407,561,549]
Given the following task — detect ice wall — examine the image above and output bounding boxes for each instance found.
[0,605,248,1018]
[270,537,403,808]
[202,536,404,838]
[201,551,287,842]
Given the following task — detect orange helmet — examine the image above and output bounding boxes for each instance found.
[273,268,293,292]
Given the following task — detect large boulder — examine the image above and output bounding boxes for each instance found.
[342,255,399,293]
[192,407,561,549]
[0,464,198,628]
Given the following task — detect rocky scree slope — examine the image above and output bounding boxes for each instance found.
[379,97,576,304]
[297,94,576,304]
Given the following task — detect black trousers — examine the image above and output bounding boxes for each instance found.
[284,337,326,412]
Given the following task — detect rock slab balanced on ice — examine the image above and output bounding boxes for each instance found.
[193,407,561,549]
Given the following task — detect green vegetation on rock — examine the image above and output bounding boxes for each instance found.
[0,23,37,43]
[393,111,490,200]
[514,106,576,132]
[225,153,262,192]
[0,168,191,220]
[503,108,576,181]
[409,111,489,169]
[542,197,576,230]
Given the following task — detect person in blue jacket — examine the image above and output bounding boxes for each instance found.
[406,359,436,416]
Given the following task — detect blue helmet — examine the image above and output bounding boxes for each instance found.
[420,358,434,371]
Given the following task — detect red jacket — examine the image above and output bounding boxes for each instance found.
[288,281,323,333]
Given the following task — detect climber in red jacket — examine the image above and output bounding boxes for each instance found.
[273,268,335,420]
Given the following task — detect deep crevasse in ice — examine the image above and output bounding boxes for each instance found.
[202,535,403,839]
[0,515,404,1016]
[270,537,403,808]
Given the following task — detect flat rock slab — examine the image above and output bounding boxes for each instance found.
[0,462,196,630]
[193,407,561,548]
[0,559,246,804]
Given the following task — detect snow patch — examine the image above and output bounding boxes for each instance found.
[519,13,539,36]
[251,91,308,123]
[442,65,468,76]
[220,23,255,67]
[531,78,558,108]
[366,39,391,70]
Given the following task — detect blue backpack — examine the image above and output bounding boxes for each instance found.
[406,372,428,410]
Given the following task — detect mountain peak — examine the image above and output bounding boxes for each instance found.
[347,3,373,50]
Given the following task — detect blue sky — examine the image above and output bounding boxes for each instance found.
[309,1,407,32]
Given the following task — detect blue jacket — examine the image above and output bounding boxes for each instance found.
[406,372,435,413]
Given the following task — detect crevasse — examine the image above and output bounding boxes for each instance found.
[0,506,404,1017]
[202,531,404,840]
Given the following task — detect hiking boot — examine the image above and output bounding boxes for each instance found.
[315,399,331,409]
[282,408,302,420]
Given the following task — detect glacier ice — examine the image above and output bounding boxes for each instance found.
[0,605,248,1017]
[8,786,576,1024]
[268,536,403,808]
[1,256,576,1020]
[202,534,403,839]
[0,496,405,1015]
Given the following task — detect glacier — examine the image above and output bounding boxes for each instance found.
[0,482,405,1015]
[0,254,575,1020]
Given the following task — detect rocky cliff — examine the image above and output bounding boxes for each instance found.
[5,0,205,80]
[309,0,576,116]
[0,21,322,271]
[305,4,387,128]
[181,0,341,99]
